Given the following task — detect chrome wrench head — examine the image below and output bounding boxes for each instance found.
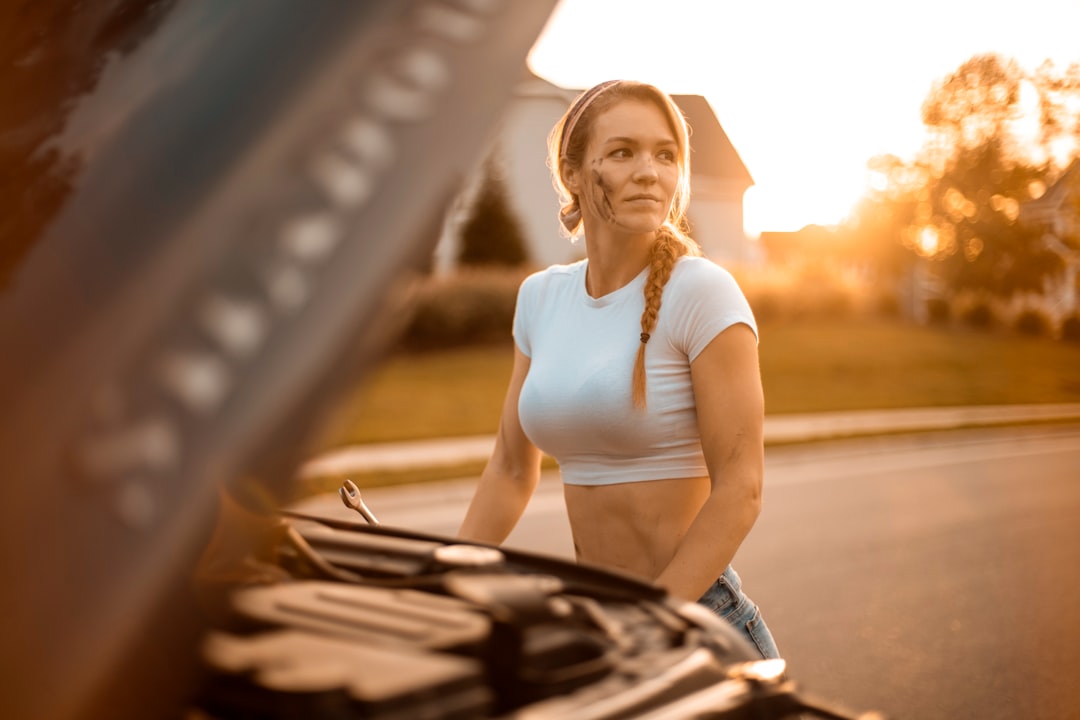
[338,478,379,526]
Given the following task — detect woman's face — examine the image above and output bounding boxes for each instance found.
[570,98,681,236]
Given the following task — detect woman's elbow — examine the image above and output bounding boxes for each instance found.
[747,488,763,523]
[736,470,764,523]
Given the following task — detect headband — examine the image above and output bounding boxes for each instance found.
[559,80,621,159]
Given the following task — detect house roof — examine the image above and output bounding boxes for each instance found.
[671,94,754,187]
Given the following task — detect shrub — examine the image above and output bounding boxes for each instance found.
[960,302,996,329]
[736,264,866,323]
[1014,308,1052,337]
[402,268,527,350]
[1061,314,1080,343]
[747,290,782,324]
[925,297,951,325]
[798,284,854,320]
[874,290,901,318]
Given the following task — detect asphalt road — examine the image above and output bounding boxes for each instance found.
[737,423,1080,720]
[297,422,1080,720]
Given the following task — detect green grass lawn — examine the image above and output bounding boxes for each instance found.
[759,317,1080,413]
[315,317,1080,450]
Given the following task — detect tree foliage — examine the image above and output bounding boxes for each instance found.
[458,157,529,267]
[852,53,1080,298]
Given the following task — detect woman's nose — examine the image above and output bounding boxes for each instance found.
[633,157,658,181]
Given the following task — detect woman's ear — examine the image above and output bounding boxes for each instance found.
[561,164,581,194]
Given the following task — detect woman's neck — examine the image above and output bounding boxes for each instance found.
[582,229,655,298]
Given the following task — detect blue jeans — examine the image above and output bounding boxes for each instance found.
[697,566,780,659]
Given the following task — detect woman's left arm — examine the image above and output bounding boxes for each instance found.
[653,322,765,601]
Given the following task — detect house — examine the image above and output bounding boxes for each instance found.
[1019,160,1080,322]
[670,93,756,264]
[434,74,757,271]
[1023,161,1080,240]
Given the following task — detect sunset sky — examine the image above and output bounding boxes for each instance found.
[527,0,1080,236]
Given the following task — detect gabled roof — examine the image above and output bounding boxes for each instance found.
[671,94,754,187]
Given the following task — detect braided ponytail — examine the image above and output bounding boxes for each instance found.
[632,225,701,409]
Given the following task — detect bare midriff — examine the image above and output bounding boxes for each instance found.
[563,475,711,583]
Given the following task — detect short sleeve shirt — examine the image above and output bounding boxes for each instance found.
[514,256,757,485]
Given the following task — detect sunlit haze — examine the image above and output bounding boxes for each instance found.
[527,0,1080,236]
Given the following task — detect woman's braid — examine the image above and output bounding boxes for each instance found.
[632,228,690,408]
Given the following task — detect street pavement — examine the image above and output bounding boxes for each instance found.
[290,403,1080,547]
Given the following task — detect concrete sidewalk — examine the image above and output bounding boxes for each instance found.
[299,403,1080,479]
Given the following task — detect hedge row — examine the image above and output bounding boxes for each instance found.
[398,265,892,350]
[927,297,1080,341]
[397,267,1080,350]
[400,267,531,350]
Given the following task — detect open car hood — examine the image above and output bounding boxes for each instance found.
[0,2,557,717]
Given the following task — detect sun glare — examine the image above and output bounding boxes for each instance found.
[743,173,868,237]
[528,0,1080,236]
[918,227,940,256]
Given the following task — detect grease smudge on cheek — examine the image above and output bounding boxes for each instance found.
[586,158,617,224]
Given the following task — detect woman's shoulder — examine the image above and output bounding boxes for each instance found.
[670,255,741,294]
[665,256,757,349]
[517,259,586,308]
[521,259,586,289]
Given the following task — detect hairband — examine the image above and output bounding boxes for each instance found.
[559,80,621,159]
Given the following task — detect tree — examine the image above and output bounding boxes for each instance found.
[458,157,529,267]
[920,54,1023,157]
[846,154,921,279]
[851,54,1080,299]
[929,137,1062,295]
[1030,60,1080,168]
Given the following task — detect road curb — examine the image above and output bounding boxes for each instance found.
[299,403,1080,479]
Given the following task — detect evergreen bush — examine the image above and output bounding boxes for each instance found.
[1060,313,1080,342]
[1014,308,1052,337]
[926,298,951,325]
[961,302,996,329]
[458,159,529,267]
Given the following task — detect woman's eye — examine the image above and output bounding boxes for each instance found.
[658,150,676,162]
[610,148,631,158]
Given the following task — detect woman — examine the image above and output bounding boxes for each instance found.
[458,80,778,659]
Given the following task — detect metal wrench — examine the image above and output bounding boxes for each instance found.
[338,479,379,526]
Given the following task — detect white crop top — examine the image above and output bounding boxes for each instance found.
[514,256,757,486]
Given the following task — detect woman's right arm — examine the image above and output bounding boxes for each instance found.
[457,345,542,544]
